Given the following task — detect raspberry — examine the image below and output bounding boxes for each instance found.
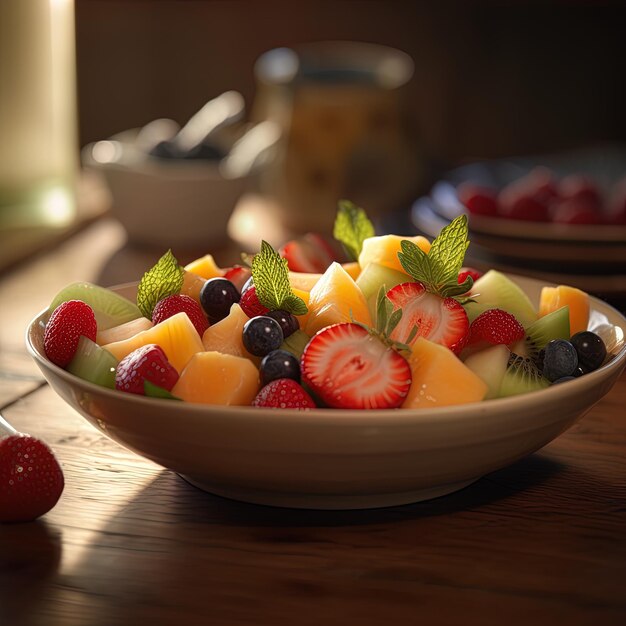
[44,300,97,367]
[152,294,209,337]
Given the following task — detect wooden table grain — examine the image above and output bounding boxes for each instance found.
[1,218,625,626]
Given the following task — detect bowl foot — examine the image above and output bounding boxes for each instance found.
[178,475,480,510]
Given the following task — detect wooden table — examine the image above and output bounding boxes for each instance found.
[1,217,625,626]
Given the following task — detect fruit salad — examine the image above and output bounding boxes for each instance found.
[41,201,617,410]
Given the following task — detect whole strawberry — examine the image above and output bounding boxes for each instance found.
[152,293,209,337]
[115,344,179,395]
[252,378,316,409]
[0,429,64,523]
[239,285,270,318]
[467,308,525,348]
[44,300,97,367]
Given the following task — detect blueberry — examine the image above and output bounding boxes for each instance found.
[552,376,577,385]
[200,277,240,323]
[570,331,607,373]
[542,339,579,382]
[242,316,284,356]
[260,349,300,386]
[266,309,299,338]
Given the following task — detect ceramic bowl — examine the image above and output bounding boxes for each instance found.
[81,124,280,250]
[26,275,626,510]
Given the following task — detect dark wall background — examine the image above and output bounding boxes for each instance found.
[75,0,626,172]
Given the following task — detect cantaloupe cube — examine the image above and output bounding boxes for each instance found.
[96,317,153,346]
[184,254,225,279]
[358,235,431,273]
[172,351,260,405]
[202,303,257,362]
[402,337,488,409]
[304,262,371,336]
[539,285,589,336]
[102,312,204,374]
[180,270,207,304]
[288,262,361,292]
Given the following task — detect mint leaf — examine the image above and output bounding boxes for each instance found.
[397,215,470,297]
[136,250,184,318]
[428,214,470,287]
[144,380,182,400]
[333,200,375,261]
[251,241,308,315]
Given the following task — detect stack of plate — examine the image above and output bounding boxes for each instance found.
[411,147,626,306]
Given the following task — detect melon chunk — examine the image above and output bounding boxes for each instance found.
[464,270,537,327]
[202,303,257,362]
[184,254,225,279]
[172,351,260,405]
[304,262,371,336]
[102,312,204,373]
[358,235,431,273]
[463,344,510,400]
[539,285,589,335]
[96,317,153,346]
[180,270,207,305]
[402,338,488,409]
[288,262,361,292]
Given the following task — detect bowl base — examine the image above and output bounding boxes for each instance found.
[179,475,480,510]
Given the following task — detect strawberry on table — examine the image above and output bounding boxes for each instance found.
[44,299,98,367]
[0,415,64,523]
[301,322,412,410]
[115,344,179,396]
[252,378,316,409]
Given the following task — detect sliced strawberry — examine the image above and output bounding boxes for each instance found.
[467,308,525,348]
[280,233,338,273]
[223,265,252,292]
[239,285,270,318]
[115,344,179,395]
[252,378,316,409]
[152,293,209,337]
[386,282,469,355]
[0,432,65,522]
[301,323,412,410]
[44,300,98,367]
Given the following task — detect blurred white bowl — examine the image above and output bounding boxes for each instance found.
[82,121,281,250]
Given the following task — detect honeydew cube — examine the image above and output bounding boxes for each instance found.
[96,317,153,346]
[463,344,510,400]
[172,351,260,406]
[402,337,488,409]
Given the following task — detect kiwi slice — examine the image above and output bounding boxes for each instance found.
[499,353,550,398]
[512,306,571,359]
[49,282,143,331]
[67,336,118,389]
[464,270,537,327]
[280,329,310,359]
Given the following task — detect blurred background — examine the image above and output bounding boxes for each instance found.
[1,0,625,299]
[76,0,625,165]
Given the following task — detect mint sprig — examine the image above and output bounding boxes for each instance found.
[251,241,308,316]
[354,286,416,354]
[333,200,375,261]
[397,215,472,298]
[136,249,184,318]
